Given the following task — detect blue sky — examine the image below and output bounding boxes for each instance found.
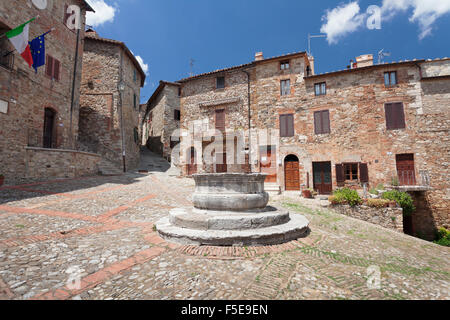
[86,0,450,103]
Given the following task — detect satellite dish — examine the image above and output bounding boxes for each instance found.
[32,0,47,10]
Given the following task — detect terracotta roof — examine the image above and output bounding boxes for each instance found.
[85,31,146,87]
[178,51,307,82]
[304,59,431,80]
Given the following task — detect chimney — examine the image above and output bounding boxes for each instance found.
[354,54,373,68]
[308,55,315,75]
[255,52,264,61]
[86,28,98,37]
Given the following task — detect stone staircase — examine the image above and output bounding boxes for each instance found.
[98,159,123,176]
[265,183,282,195]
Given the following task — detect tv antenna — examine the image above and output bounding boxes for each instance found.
[189,58,195,77]
[378,49,391,64]
[308,33,326,57]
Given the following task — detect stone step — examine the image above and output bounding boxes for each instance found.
[169,207,290,231]
[265,183,281,194]
[156,214,309,247]
[98,159,123,176]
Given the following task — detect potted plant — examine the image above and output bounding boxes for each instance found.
[0,174,4,187]
[302,189,312,199]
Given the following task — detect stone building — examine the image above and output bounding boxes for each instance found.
[79,29,146,173]
[149,51,449,239]
[143,80,181,160]
[0,1,100,185]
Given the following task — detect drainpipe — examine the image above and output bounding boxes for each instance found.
[118,51,126,173]
[242,69,251,173]
[69,28,81,149]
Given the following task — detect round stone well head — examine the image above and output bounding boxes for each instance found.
[192,173,269,212]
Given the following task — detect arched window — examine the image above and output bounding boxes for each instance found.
[43,108,56,148]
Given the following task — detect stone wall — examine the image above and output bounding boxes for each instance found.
[22,147,101,183]
[0,0,89,185]
[331,204,404,233]
[176,53,449,234]
[79,33,143,171]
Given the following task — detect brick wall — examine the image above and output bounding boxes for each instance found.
[0,0,88,185]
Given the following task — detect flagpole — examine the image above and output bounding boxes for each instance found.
[0,15,40,39]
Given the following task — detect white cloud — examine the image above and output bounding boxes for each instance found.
[85,0,116,27]
[135,55,149,76]
[381,0,450,39]
[320,2,366,44]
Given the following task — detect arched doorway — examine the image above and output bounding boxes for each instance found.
[284,155,300,191]
[43,108,56,148]
[186,147,197,176]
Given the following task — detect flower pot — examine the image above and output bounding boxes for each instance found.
[302,190,312,199]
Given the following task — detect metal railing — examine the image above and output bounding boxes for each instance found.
[398,170,416,186]
[0,50,14,70]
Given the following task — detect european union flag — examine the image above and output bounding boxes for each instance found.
[29,31,50,73]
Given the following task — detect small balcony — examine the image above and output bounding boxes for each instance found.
[394,170,433,192]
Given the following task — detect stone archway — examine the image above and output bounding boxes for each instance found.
[284,154,300,191]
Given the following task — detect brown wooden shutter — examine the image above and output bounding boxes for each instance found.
[53,58,60,81]
[314,111,321,134]
[359,163,369,183]
[323,110,330,133]
[215,109,225,131]
[287,114,294,136]
[394,103,405,129]
[280,115,286,137]
[385,103,394,130]
[46,55,53,78]
[336,164,344,183]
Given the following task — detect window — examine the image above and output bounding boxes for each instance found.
[280,60,290,70]
[215,109,225,132]
[385,102,406,130]
[344,163,359,181]
[280,114,294,137]
[216,76,225,89]
[314,110,330,134]
[306,65,311,76]
[281,79,290,96]
[178,87,182,97]
[336,163,369,183]
[174,109,181,121]
[314,82,326,96]
[384,71,397,86]
[133,94,137,109]
[45,55,60,81]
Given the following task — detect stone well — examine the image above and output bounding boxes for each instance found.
[156,173,309,246]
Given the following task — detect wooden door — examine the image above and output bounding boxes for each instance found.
[285,155,300,191]
[187,148,197,176]
[216,153,227,173]
[313,162,332,194]
[396,154,416,186]
[260,146,277,183]
[43,108,55,148]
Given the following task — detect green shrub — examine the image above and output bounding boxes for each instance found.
[329,195,346,205]
[381,190,416,215]
[391,176,400,187]
[376,183,385,191]
[367,199,390,208]
[434,228,450,247]
[333,188,362,207]
[369,188,379,195]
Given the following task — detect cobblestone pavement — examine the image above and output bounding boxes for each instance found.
[0,154,448,300]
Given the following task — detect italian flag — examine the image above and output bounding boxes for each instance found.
[6,18,35,68]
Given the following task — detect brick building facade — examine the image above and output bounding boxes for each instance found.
[79,29,146,173]
[148,51,449,239]
[0,1,100,185]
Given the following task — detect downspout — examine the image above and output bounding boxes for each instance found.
[242,69,252,173]
[69,28,81,149]
[118,50,126,172]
